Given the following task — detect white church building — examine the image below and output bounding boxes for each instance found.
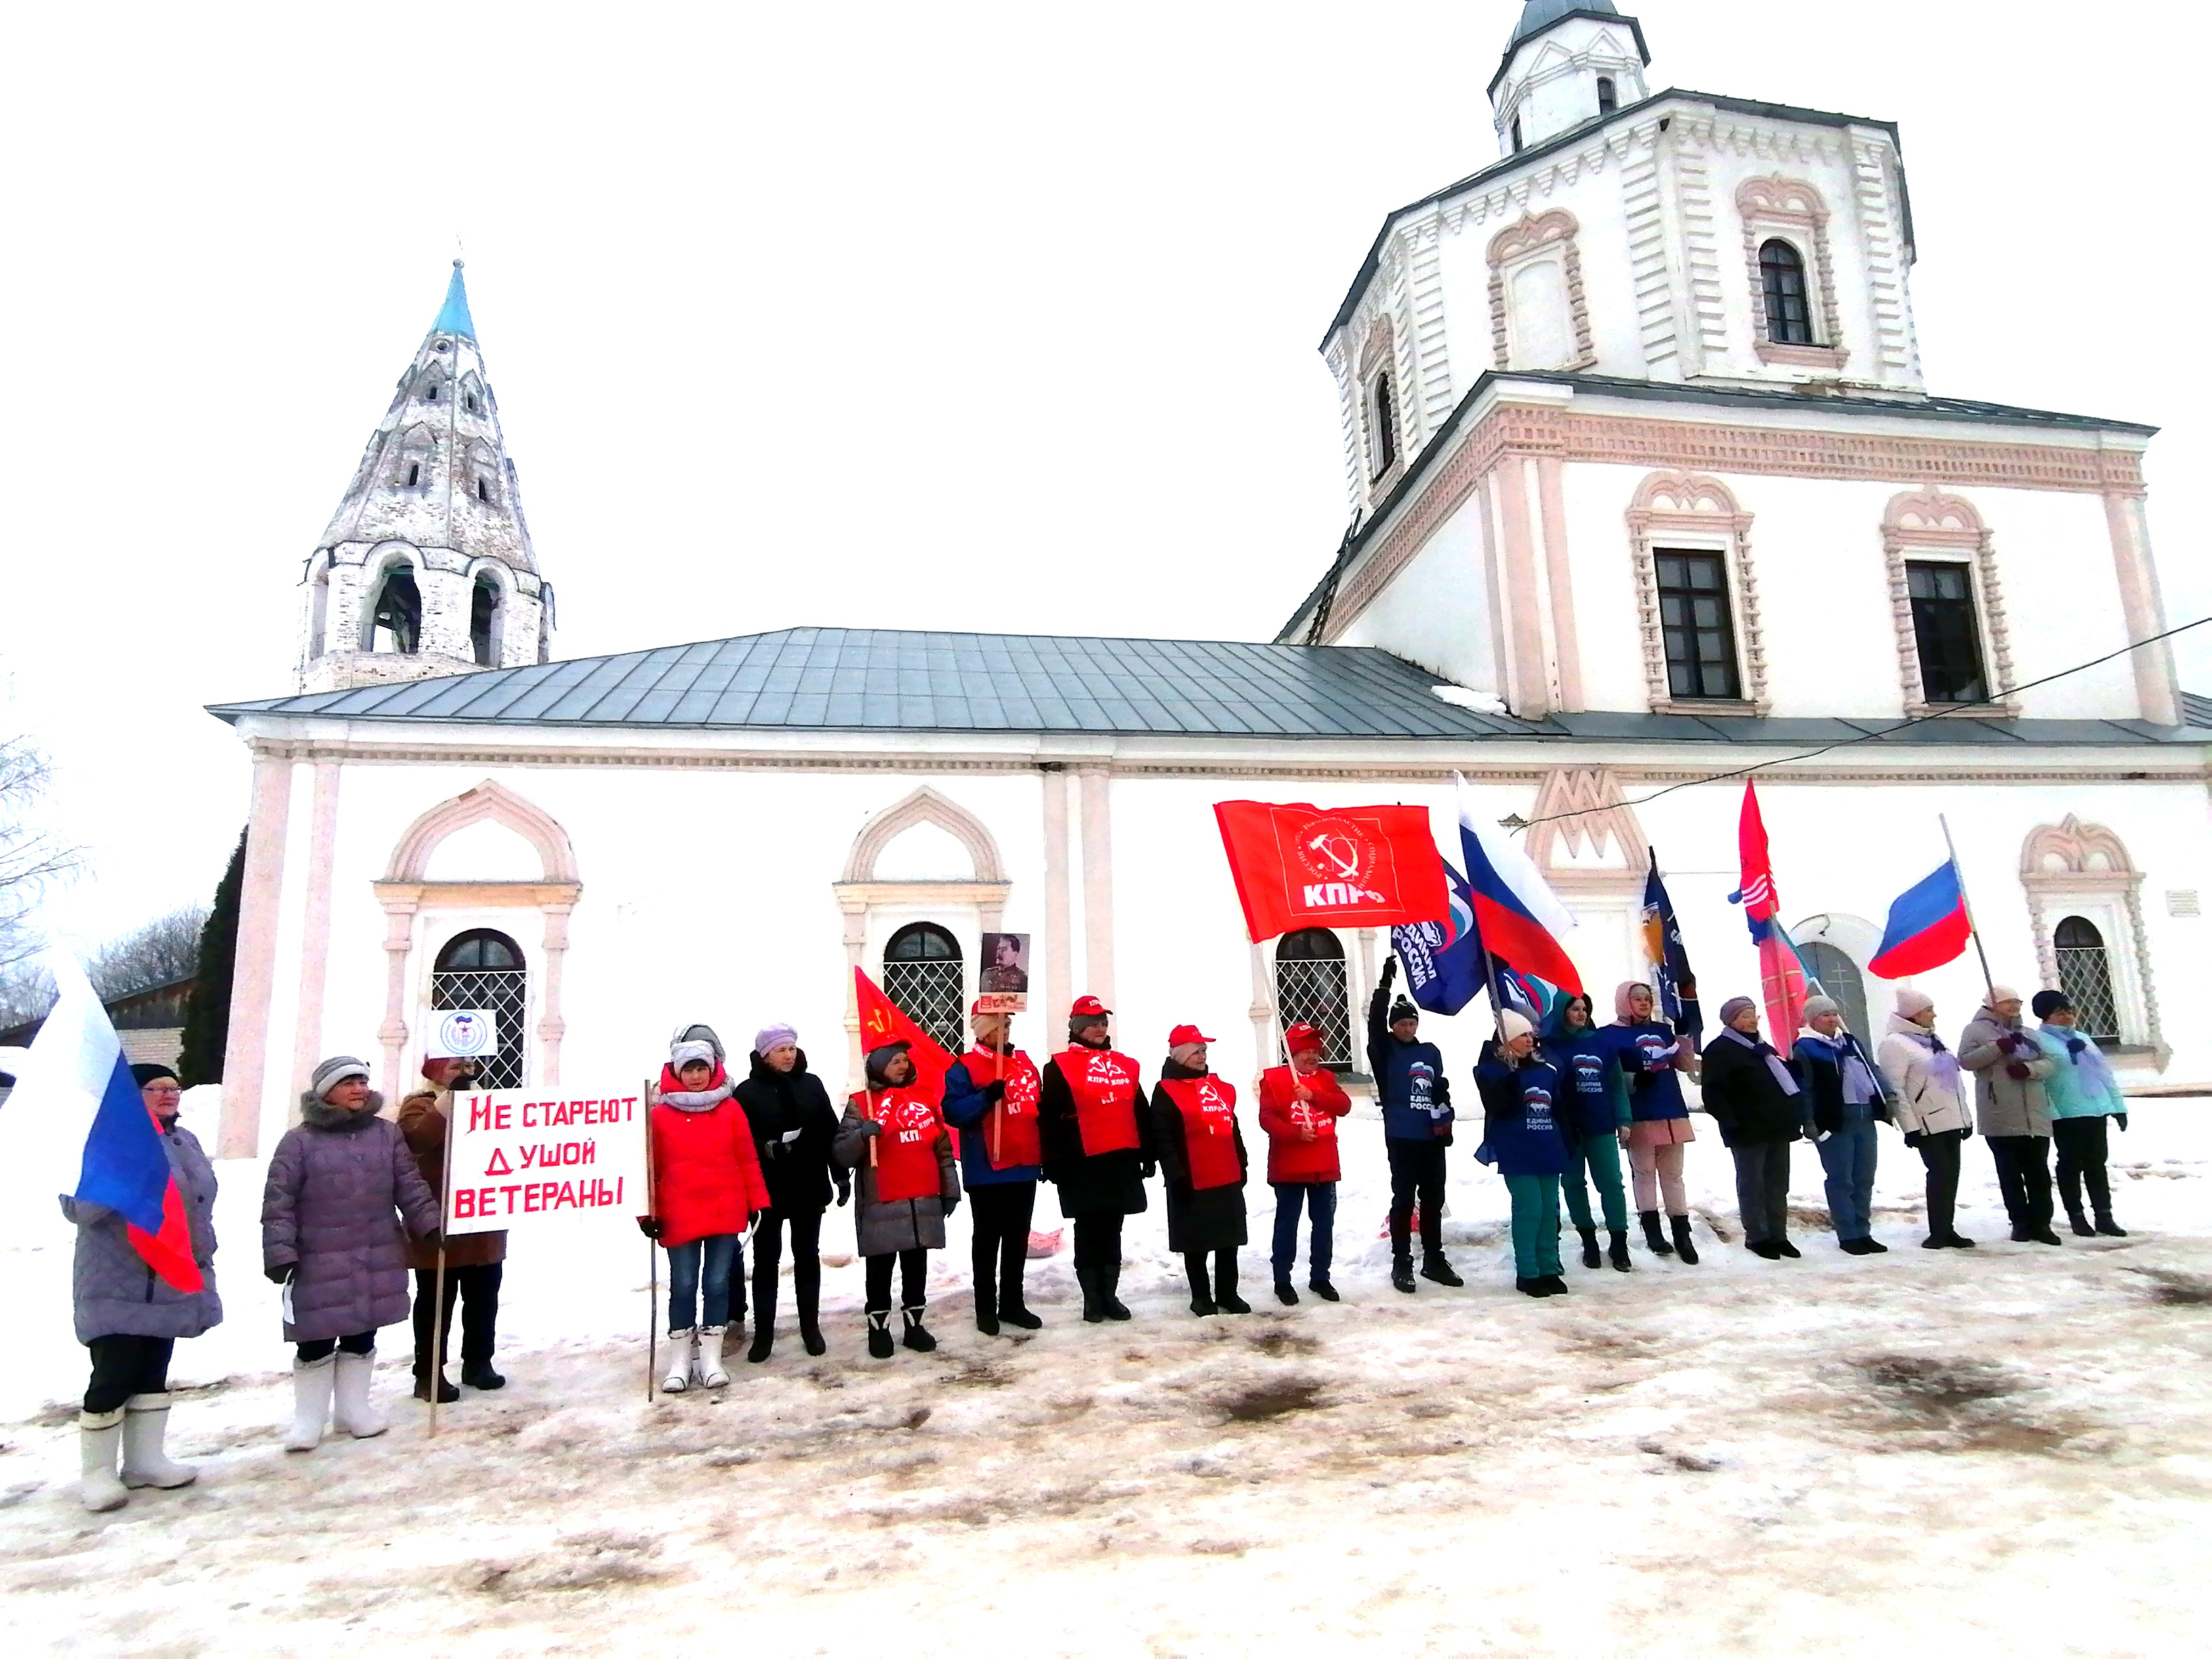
[208,1,2211,1162]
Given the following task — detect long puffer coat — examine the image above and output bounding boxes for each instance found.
[1149,1061,1249,1253]
[261,1092,441,1342]
[833,1098,960,1256]
[62,1115,223,1345]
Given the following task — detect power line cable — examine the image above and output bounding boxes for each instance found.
[1510,614,2212,834]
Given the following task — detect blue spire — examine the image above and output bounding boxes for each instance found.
[432,259,476,339]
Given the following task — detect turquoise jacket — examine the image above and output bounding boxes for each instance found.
[2032,1025,2126,1120]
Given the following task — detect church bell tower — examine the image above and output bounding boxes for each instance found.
[294,262,554,693]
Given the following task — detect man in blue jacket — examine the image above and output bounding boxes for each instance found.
[1368,958,1463,1294]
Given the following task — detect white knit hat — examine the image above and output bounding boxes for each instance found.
[1498,1010,1534,1042]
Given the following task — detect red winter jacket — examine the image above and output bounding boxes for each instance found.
[1256,1064,1353,1183]
[649,1065,772,1248]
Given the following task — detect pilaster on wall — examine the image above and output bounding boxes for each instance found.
[285,762,343,1107]
[219,751,296,1159]
[2103,492,2182,726]
[1041,767,1073,1033]
[1078,767,1117,1008]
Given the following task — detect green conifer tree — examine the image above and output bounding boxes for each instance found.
[178,829,246,1086]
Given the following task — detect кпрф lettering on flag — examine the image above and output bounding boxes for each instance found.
[1213,800,1449,943]
[1729,780,1809,1040]
[10,948,203,1292]
[1455,775,1584,1010]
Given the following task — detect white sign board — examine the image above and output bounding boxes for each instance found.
[428,1009,499,1059]
[445,1086,649,1235]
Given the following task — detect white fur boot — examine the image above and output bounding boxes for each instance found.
[663,1328,696,1394]
[79,1410,129,1513]
[120,1393,197,1489]
[330,1349,388,1439]
[285,1353,335,1452]
[695,1326,730,1389]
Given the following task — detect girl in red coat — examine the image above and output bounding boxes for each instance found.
[1257,1023,1353,1305]
[638,1039,770,1392]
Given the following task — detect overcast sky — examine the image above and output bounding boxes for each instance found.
[2,1,2205,951]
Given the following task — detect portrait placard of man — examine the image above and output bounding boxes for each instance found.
[979,933,1030,994]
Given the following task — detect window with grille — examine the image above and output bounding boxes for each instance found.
[1799,941,1870,1040]
[1907,560,1990,704]
[1274,928,1353,1070]
[883,922,964,1056]
[432,928,528,1088]
[2053,916,2121,1044]
[1367,371,1398,478]
[1759,239,1814,346]
[1653,551,1742,701]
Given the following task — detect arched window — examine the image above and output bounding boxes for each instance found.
[363,562,422,654]
[882,922,964,1055]
[1275,928,1352,1069]
[1799,941,1869,1039]
[1511,115,1525,153]
[1597,77,1618,115]
[2054,917,2121,1044]
[406,462,422,488]
[1366,370,1398,479]
[470,575,504,667]
[1759,239,1814,346]
[432,928,528,1088]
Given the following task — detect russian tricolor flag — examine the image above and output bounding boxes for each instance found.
[1868,861,1973,979]
[1456,779,1584,996]
[12,949,202,1292]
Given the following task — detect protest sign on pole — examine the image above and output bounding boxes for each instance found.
[426,1009,499,1061]
[445,1087,650,1234]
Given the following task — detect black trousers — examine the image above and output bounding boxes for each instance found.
[1387,1139,1448,1258]
[1071,1212,1124,1271]
[752,1206,825,1332]
[864,1248,928,1313]
[1915,1128,1966,1239]
[2052,1116,2114,1218]
[297,1332,375,1362]
[1987,1134,2054,1229]
[1730,1140,1793,1245]
[84,1334,174,1414]
[412,1263,502,1374]
[970,1182,1038,1303]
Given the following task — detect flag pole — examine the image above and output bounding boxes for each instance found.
[426,1088,457,1440]
[644,1077,658,1404]
[1938,814,1999,998]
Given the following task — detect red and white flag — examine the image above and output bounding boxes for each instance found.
[1213,801,1449,943]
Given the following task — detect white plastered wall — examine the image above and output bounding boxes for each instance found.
[1331,488,1499,695]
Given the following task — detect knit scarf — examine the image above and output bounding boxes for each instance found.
[1719,1026,1801,1096]
[2039,1021,2118,1100]
[1897,1025,1963,1092]
[656,1061,735,1113]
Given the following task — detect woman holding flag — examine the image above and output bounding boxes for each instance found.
[1607,983,1702,1265]
[1149,1025,1252,1317]
[1475,1010,1572,1296]
[1542,994,1633,1272]
[1038,997,1155,1324]
[940,1000,1046,1334]
[66,1063,222,1513]
[834,1040,961,1357]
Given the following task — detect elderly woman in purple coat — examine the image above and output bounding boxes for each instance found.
[261,1056,441,1452]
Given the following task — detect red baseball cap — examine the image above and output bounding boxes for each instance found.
[1167,1023,1215,1046]
[1283,1023,1324,1054]
[1069,996,1112,1020]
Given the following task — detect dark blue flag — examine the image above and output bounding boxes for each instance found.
[1391,859,1484,1017]
[1639,851,1704,1044]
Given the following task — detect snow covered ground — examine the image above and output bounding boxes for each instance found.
[2,1094,2207,1656]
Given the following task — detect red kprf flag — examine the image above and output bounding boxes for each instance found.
[1213,801,1449,943]
[854,966,956,1105]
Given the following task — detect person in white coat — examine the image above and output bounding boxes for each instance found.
[1876,988,1977,1250]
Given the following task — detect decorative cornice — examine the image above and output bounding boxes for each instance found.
[2021,813,2139,880]
[842,785,1008,884]
[1317,398,2150,640]
[384,778,580,884]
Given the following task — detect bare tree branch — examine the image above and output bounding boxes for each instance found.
[0,726,85,971]
[85,905,211,999]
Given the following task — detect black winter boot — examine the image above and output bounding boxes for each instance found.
[866,1310,895,1359]
[1670,1215,1699,1264]
[1077,1269,1108,1324]
[1185,1255,1218,1317]
[1578,1227,1602,1270]
[1214,1254,1250,1315]
[1641,1210,1675,1255]
[461,1361,505,1390]
[800,1320,828,1357]
[1309,1277,1340,1302]
[1607,1229,1633,1272]
[2095,1212,2129,1237]
[1391,1254,1417,1294]
[2066,1206,2095,1238]
[412,1370,459,1404]
[1274,1278,1298,1307]
[999,1256,1043,1329]
[901,1305,937,1353]
[748,1276,777,1361]
[974,1276,1000,1336]
[1516,1277,1546,1297]
[1101,1263,1132,1321]
[1419,1254,1464,1288]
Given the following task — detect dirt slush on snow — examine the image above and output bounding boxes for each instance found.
[2,1099,2208,1655]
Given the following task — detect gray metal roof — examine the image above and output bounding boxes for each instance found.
[207,630,1554,741]
[207,630,2212,750]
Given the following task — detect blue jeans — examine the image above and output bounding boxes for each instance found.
[666,1234,740,1330]
[1816,1109,1879,1242]
[1270,1182,1337,1282]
